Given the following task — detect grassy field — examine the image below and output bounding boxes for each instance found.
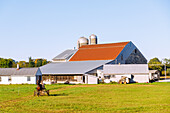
[0,83,170,113]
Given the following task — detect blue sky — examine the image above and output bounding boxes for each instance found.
[0,0,170,62]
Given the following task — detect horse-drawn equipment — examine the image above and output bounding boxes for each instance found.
[34,83,49,96]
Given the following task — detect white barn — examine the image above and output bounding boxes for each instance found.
[41,38,148,84]
[103,64,150,83]
[0,68,42,84]
[40,60,108,84]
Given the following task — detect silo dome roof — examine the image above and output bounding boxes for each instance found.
[90,34,97,39]
[78,37,88,43]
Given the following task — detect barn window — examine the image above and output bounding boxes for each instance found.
[8,76,12,81]
[0,77,1,82]
[121,54,123,60]
[135,49,137,54]
[111,75,115,78]
[104,75,110,79]
[27,76,31,81]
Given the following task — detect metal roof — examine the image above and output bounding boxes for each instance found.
[0,68,40,76]
[69,41,129,61]
[149,70,159,73]
[40,60,111,75]
[103,64,149,75]
[52,49,77,60]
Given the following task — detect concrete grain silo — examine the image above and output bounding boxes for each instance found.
[89,34,97,45]
[77,37,89,48]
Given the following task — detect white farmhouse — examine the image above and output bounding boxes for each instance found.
[0,67,42,84]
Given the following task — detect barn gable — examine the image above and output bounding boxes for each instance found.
[114,41,147,64]
[125,48,147,64]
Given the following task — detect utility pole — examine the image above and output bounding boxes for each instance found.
[165,64,166,80]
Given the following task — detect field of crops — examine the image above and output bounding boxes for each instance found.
[0,82,170,113]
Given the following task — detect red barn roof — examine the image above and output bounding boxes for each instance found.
[69,41,129,61]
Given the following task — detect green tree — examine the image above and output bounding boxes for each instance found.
[0,58,15,68]
[148,57,161,64]
[0,57,48,68]
[18,61,26,68]
[162,58,170,66]
[42,59,47,66]
[28,57,35,67]
[12,63,17,68]
[35,59,43,67]
[162,58,170,76]
[148,57,163,72]
[7,59,14,68]
[34,58,48,67]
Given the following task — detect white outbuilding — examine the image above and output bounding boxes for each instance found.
[103,64,150,83]
[0,68,42,84]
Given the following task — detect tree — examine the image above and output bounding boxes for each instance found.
[28,57,35,67]
[0,57,49,68]
[148,57,161,64]
[42,59,47,66]
[0,58,7,68]
[34,58,48,67]
[0,58,15,68]
[148,57,163,72]
[18,61,27,68]
[7,59,14,68]
[162,58,170,66]
[162,58,170,76]
[35,59,43,67]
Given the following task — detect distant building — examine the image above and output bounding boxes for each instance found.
[41,34,148,84]
[0,66,42,84]
[103,64,150,83]
[41,60,107,84]
[149,70,160,81]
[52,49,77,62]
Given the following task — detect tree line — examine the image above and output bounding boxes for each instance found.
[0,57,49,68]
[148,57,170,76]
[0,56,169,76]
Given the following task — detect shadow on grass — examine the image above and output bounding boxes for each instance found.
[49,93,68,96]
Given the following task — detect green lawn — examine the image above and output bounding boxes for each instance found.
[0,83,170,113]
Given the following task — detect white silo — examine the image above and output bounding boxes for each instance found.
[77,37,89,48]
[89,34,97,45]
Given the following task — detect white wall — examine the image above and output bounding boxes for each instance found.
[107,74,149,83]
[133,75,149,83]
[110,75,122,82]
[11,75,36,84]
[97,70,103,78]
[87,75,98,84]
[0,75,40,84]
[77,76,83,83]
[0,76,9,84]
[149,73,152,80]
